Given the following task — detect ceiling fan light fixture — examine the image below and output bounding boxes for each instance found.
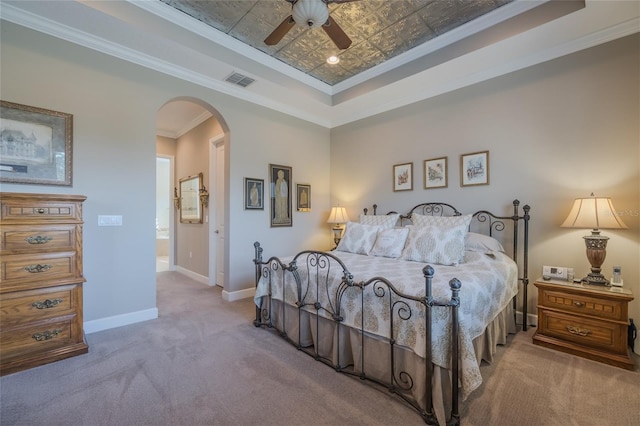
[326,55,339,65]
[292,0,329,28]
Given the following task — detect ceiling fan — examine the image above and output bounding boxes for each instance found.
[264,0,362,50]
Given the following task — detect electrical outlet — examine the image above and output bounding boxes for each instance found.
[542,265,568,280]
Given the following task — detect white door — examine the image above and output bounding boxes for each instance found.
[215,141,225,288]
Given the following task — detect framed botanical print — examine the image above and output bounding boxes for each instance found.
[269,164,292,227]
[460,151,490,187]
[244,177,264,210]
[393,162,413,192]
[424,157,447,189]
[296,183,311,212]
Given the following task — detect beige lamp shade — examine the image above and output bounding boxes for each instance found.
[561,195,627,230]
[561,194,627,285]
[327,206,350,224]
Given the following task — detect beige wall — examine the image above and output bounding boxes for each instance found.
[331,34,640,322]
[0,21,331,330]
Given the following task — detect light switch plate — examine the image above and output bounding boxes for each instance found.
[542,265,568,280]
[98,215,122,226]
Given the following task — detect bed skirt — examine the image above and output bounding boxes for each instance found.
[258,299,515,425]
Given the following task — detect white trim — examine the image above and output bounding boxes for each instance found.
[516,310,538,330]
[222,287,255,302]
[175,266,209,285]
[84,308,158,334]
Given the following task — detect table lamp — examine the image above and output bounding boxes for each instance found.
[561,193,627,285]
[327,206,349,247]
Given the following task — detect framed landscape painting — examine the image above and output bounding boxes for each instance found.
[460,151,490,187]
[424,157,447,189]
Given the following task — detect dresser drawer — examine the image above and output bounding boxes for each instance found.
[1,200,81,223]
[538,310,627,355]
[0,251,79,286]
[1,285,79,327]
[0,317,77,357]
[1,224,78,253]
[538,287,626,321]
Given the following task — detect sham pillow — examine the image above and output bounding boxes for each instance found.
[370,227,410,259]
[359,213,400,231]
[400,223,467,266]
[335,221,380,255]
[465,232,505,253]
[411,213,472,229]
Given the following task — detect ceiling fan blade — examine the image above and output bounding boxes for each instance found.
[264,15,295,46]
[326,0,363,3]
[322,15,352,49]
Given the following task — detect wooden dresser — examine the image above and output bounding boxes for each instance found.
[533,278,634,370]
[0,192,88,376]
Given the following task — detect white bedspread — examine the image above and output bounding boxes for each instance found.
[254,250,518,397]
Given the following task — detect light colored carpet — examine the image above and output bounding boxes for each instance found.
[1,271,638,425]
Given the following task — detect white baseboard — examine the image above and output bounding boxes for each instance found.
[84,308,158,334]
[222,287,255,302]
[516,310,538,329]
[175,266,208,285]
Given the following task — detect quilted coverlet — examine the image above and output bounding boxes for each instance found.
[254,250,518,397]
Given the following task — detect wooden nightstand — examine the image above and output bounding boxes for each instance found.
[533,278,634,370]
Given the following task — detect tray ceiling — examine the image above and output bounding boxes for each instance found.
[160,0,513,85]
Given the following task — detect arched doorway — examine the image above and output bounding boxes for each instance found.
[156,98,230,291]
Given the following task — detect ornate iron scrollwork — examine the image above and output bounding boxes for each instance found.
[32,299,63,309]
[24,264,52,273]
[32,329,63,341]
[26,235,53,244]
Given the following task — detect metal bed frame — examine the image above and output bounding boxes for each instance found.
[253,199,530,425]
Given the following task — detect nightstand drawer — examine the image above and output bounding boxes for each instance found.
[1,201,80,222]
[539,310,627,355]
[539,287,626,321]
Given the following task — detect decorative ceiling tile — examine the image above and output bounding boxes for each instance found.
[161,0,514,86]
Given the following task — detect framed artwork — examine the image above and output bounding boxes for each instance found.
[296,183,311,212]
[269,164,292,227]
[244,178,264,210]
[460,151,490,187]
[393,162,413,192]
[424,157,447,189]
[0,100,73,186]
[179,173,203,224]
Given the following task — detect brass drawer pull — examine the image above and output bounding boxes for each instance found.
[26,235,53,245]
[566,325,591,337]
[32,298,63,309]
[32,329,63,341]
[24,264,52,273]
[36,208,46,214]
[573,301,585,308]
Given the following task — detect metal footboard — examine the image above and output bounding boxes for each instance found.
[253,243,462,425]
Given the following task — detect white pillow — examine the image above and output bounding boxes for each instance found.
[359,213,400,230]
[465,232,505,253]
[370,227,410,258]
[400,223,467,266]
[335,221,380,255]
[411,213,472,229]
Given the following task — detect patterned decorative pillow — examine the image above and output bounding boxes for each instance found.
[400,223,467,265]
[370,227,410,258]
[465,232,505,253]
[335,221,380,255]
[359,213,400,230]
[411,213,472,229]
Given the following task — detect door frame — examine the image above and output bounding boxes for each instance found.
[157,154,176,271]
[208,133,225,287]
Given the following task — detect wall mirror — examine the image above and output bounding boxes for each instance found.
[179,173,203,224]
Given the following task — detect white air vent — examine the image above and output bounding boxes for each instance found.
[225,72,255,88]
